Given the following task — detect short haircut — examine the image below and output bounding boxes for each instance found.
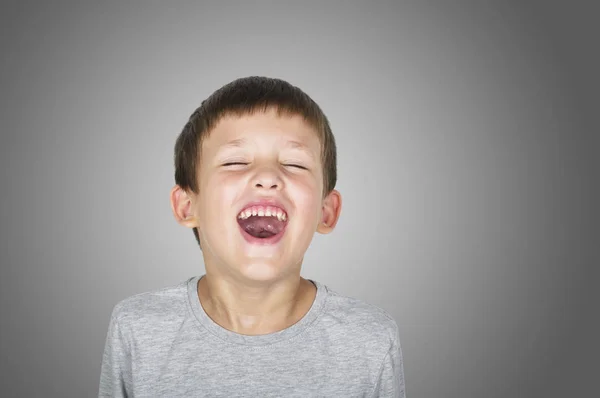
[174,76,337,247]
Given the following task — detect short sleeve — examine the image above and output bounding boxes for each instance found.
[98,311,132,397]
[370,330,406,397]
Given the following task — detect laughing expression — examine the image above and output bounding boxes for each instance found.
[191,109,327,281]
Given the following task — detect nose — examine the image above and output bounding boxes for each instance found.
[252,166,282,190]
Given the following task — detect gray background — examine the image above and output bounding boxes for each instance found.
[1,1,597,397]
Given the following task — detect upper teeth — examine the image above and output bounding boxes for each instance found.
[238,205,287,221]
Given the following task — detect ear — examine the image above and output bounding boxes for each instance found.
[170,185,198,228]
[316,189,342,234]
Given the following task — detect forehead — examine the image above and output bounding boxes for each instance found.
[203,110,321,154]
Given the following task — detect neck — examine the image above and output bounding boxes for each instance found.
[198,270,316,335]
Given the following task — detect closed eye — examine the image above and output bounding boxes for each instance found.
[283,164,308,170]
[222,162,307,170]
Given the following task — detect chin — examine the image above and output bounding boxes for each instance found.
[239,262,284,281]
[230,257,297,283]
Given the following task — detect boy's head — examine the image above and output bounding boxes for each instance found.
[170,76,341,281]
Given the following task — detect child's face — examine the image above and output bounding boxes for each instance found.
[183,109,340,281]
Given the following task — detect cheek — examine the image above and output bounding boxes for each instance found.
[289,178,322,221]
[206,172,242,197]
[196,173,241,222]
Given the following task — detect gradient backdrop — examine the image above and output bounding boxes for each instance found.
[1,1,597,397]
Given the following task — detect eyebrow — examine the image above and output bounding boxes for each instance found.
[218,139,314,156]
[219,138,248,149]
[286,140,310,150]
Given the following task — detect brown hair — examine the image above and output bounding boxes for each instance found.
[174,76,337,247]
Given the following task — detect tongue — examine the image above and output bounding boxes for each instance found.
[238,216,285,238]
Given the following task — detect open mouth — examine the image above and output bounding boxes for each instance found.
[237,205,288,244]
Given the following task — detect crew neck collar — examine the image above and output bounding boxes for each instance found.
[186,275,328,346]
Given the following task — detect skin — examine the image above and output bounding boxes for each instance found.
[170,108,342,335]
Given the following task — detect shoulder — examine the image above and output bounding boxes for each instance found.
[319,284,400,349]
[109,278,192,328]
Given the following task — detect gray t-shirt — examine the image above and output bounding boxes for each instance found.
[99,275,405,397]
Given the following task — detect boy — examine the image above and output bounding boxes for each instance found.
[99,76,405,397]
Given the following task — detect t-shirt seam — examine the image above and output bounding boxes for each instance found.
[186,278,331,349]
[190,291,330,349]
[111,313,132,354]
[368,343,394,397]
[110,314,133,395]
